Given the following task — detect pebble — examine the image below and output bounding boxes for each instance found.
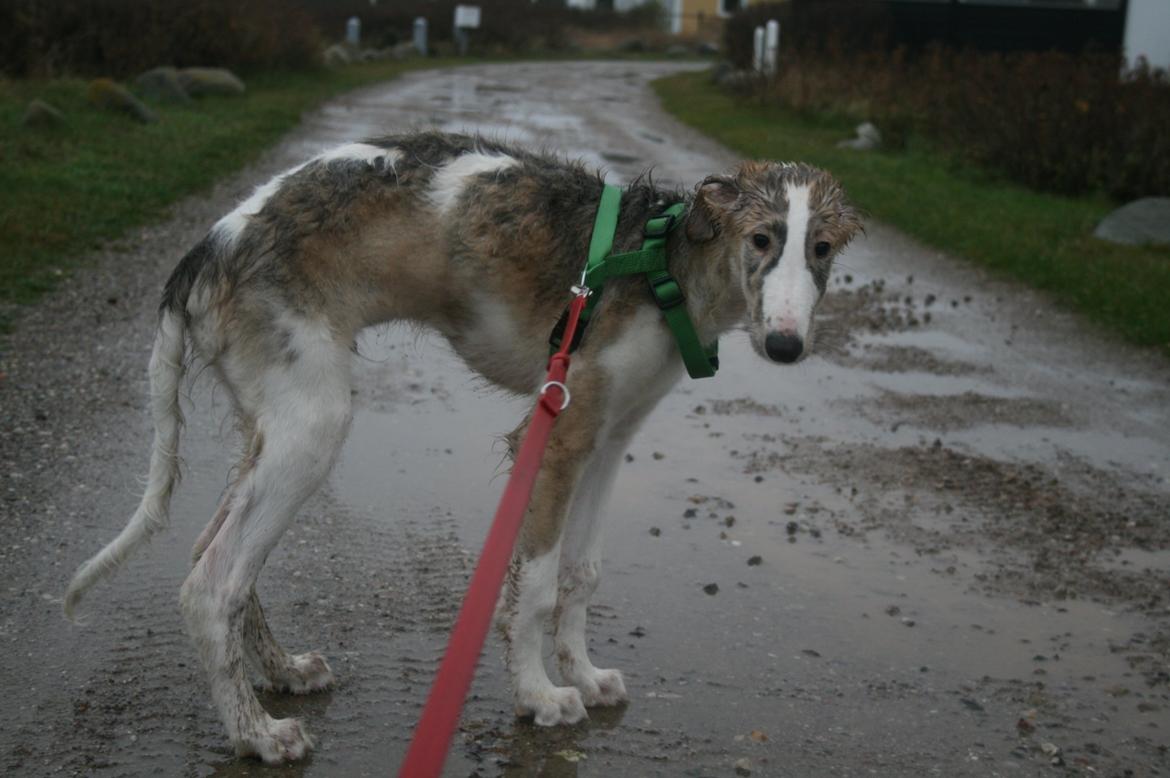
[703,583,719,596]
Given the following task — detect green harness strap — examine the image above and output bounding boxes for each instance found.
[571,183,718,380]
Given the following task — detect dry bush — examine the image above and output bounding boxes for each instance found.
[0,0,322,78]
[733,31,1170,199]
[924,50,1170,199]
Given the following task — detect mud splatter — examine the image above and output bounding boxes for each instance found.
[741,438,1170,612]
[833,344,986,376]
[698,398,784,417]
[817,279,919,341]
[848,389,1074,431]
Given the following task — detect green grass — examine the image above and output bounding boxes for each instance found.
[654,71,1170,354]
[0,60,459,328]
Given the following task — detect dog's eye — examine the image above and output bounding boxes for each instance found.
[752,233,770,250]
[814,241,831,259]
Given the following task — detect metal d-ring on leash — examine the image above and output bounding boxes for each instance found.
[539,380,571,411]
[398,184,720,778]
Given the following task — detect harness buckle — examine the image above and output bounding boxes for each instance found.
[648,274,685,310]
[643,213,676,240]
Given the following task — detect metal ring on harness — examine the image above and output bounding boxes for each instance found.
[539,380,571,411]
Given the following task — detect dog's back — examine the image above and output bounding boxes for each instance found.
[162,131,682,393]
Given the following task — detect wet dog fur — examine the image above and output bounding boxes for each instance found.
[63,130,861,763]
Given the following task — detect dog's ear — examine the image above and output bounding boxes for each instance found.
[830,198,866,249]
[685,175,739,243]
[838,200,865,242]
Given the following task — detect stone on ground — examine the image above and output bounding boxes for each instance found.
[177,67,246,97]
[837,121,881,151]
[1093,198,1170,247]
[21,99,65,127]
[324,44,352,67]
[86,78,158,123]
[135,67,191,103]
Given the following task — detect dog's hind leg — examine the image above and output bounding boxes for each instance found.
[243,591,335,694]
[192,413,336,696]
[180,327,352,764]
[553,427,636,708]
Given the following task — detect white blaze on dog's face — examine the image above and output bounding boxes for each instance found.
[687,162,862,364]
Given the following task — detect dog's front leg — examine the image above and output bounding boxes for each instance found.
[553,428,634,708]
[499,368,609,727]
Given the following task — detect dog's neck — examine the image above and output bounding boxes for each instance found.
[665,227,747,345]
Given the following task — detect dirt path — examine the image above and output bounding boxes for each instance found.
[2,62,1168,777]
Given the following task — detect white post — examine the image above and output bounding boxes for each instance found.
[413,17,428,56]
[753,26,765,74]
[764,20,780,76]
[346,16,361,47]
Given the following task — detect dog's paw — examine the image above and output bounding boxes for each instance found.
[236,717,314,765]
[260,651,335,694]
[575,667,629,708]
[515,685,588,727]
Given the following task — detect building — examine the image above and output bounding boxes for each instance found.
[884,0,1169,68]
[565,0,756,37]
[568,0,1170,65]
[1123,0,1170,70]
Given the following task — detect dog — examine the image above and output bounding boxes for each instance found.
[63,130,862,764]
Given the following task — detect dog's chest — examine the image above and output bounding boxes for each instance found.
[446,294,549,394]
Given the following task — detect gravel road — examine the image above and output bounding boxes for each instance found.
[2,61,1168,777]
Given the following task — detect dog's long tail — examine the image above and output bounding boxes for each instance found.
[64,309,187,619]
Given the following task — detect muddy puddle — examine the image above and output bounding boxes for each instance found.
[2,62,1168,777]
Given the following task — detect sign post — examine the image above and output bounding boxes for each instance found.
[453,5,481,57]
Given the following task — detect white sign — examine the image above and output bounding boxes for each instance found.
[454,5,481,29]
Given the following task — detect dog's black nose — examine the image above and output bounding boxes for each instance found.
[765,331,803,363]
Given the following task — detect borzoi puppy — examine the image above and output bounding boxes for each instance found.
[65,131,861,763]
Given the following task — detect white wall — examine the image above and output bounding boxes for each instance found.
[1124,0,1170,71]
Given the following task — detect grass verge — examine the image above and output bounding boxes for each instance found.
[0,59,457,329]
[654,71,1170,355]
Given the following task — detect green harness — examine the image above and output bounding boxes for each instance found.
[549,184,719,379]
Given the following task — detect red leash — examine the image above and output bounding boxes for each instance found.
[397,289,589,778]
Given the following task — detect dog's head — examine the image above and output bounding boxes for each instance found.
[685,161,862,364]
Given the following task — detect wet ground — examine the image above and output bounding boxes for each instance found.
[2,62,1169,777]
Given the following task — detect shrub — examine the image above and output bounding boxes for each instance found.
[737,40,1170,199]
[0,0,322,78]
[925,50,1170,199]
